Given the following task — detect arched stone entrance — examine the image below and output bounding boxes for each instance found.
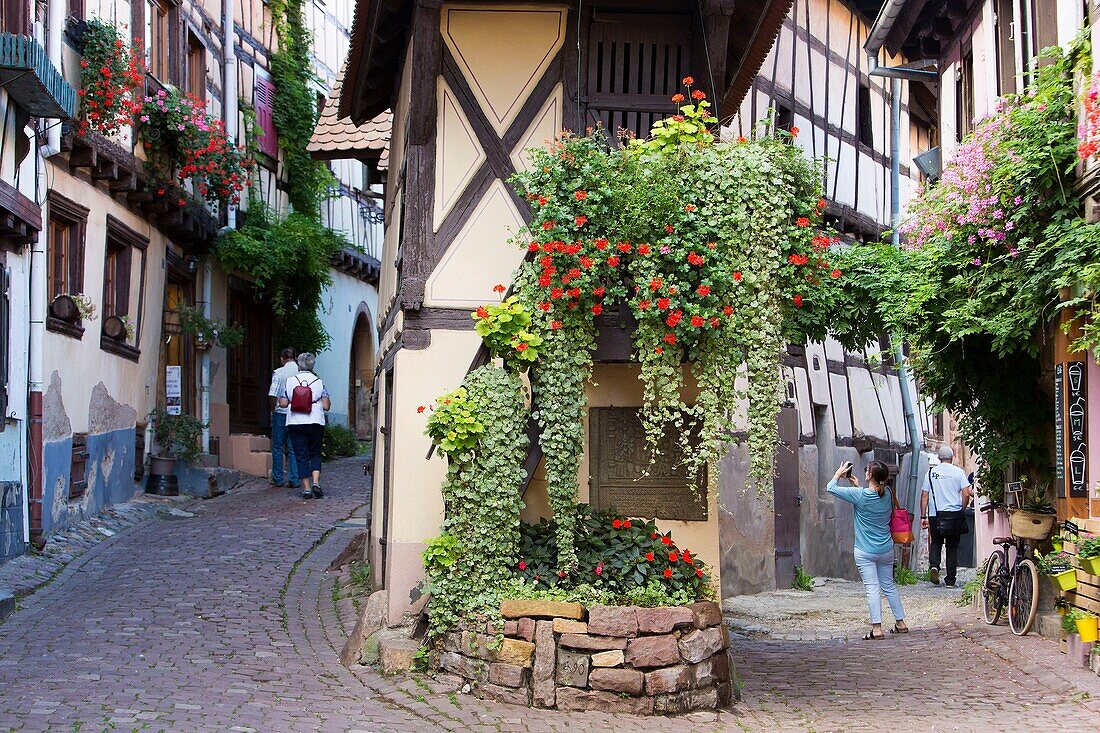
[348,306,375,438]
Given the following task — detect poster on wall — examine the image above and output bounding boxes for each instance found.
[166,366,182,416]
[1067,361,1088,498]
[1055,364,1065,497]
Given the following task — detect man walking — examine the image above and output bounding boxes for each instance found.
[268,348,300,488]
[921,446,972,587]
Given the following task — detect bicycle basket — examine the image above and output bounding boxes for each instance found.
[1008,509,1057,541]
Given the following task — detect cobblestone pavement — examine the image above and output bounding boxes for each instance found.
[1,457,1098,732]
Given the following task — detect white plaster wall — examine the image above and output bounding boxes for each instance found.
[313,269,379,425]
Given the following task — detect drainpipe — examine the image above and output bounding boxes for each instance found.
[200,257,212,453]
[41,0,64,158]
[28,192,46,547]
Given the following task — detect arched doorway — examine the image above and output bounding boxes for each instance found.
[348,308,375,438]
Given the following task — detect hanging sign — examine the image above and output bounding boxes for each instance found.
[165,366,182,416]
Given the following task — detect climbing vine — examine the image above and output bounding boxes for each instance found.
[269,0,331,216]
[422,364,529,638]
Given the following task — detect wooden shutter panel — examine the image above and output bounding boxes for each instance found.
[0,266,8,421]
[255,77,278,158]
[116,244,132,315]
[68,225,83,295]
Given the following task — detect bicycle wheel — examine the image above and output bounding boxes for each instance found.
[1008,558,1040,636]
[981,551,1006,625]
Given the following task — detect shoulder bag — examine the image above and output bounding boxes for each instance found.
[889,486,914,545]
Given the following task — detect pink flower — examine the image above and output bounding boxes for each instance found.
[972,258,982,266]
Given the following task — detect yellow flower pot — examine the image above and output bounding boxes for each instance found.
[1076,615,1099,643]
[1080,556,1100,576]
[1051,569,1078,592]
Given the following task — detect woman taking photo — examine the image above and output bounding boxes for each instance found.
[828,460,909,640]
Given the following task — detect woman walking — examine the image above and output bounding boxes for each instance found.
[280,352,331,500]
[828,460,909,640]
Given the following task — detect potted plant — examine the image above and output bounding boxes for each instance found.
[1078,536,1100,575]
[1039,550,1078,591]
[177,304,245,350]
[1008,482,1058,541]
[1073,609,1099,644]
[147,410,204,496]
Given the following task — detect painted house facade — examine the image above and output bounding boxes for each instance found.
[0,0,381,560]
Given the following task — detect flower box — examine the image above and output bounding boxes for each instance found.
[1080,556,1100,576]
[1051,568,1078,592]
[439,600,731,714]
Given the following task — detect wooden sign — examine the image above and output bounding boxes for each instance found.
[1067,361,1088,498]
[1055,364,1066,497]
[589,407,707,521]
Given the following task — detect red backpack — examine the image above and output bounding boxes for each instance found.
[289,376,318,414]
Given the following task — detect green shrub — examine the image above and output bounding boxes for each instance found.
[894,566,919,586]
[322,423,360,460]
[514,506,712,603]
[793,565,814,592]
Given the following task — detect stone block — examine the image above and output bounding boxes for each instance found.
[636,606,694,635]
[688,601,723,629]
[339,589,388,667]
[591,649,625,667]
[496,638,535,668]
[555,649,590,687]
[532,620,557,707]
[517,616,536,642]
[645,664,693,695]
[488,662,527,688]
[678,627,726,664]
[589,667,644,696]
[653,691,691,715]
[0,589,15,624]
[442,631,469,654]
[559,633,628,652]
[556,687,655,715]
[553,618,588,634]
[587,605,638,637]
[503,620,519,637]
[378,634,420,675]
[501,599,584,620]
[477,682,531,707]
[689,686,720,710]
[692,650,730,687]
[626,634,681,668]
[440,652,488,682]
[360,633,381,665]
[717,681,734,707]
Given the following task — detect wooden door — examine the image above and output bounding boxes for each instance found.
[773,407,802,588]
[227,285,272,434]
[379,368,394,582]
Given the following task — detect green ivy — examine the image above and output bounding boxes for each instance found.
[269,0,332,216]
[423,364,529,639]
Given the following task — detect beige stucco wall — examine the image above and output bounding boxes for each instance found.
[43,165,167,432]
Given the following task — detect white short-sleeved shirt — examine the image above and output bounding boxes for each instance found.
[284,372,327,426]
[268,361,299,415]
[922,462,970,515]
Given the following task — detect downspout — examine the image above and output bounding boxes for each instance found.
[865,0,930,566]
[41,0,64,157]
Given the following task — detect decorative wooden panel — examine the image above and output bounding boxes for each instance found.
[585,13,691,141]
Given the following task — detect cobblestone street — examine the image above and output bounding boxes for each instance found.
[1,457,1099,732]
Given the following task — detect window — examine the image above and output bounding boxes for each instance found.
[100,216,148,360]
[46,193,88,337]
[955,48,974,141]
[187,33,206,100]
[775,103,794,134]
[255,74,278,158]
[146,0,169,80]
[994,0,1016,96]
[1,0,30,34]
[857,83,873,148]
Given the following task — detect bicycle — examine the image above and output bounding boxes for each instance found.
[979,502,1041,636]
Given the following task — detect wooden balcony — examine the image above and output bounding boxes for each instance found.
[0,33,77,119]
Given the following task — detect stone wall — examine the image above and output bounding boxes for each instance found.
[439,599,732,715]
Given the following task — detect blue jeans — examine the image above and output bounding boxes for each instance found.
[271,411,299,484]
[854,548,905,625]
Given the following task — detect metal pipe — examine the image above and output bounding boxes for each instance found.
[223,0,238,230]
[864,0,938,81]
[200,256,212,453]
[41,0,64,157]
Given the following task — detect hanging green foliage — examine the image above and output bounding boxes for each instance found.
[269,0,332,216]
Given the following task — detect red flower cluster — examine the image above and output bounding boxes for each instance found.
[77,21,145,138]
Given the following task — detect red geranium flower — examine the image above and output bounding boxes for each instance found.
[575,215,588,227]
[661,535,673,546]
[649,277,663,291]
[651,532,659,539]
[696,569,704,578]
[691,89,706,100]
[831,269,842,278]
[790,126,800,136]
[687,252,704,266]
[417,405,426,413]
[723,305,734,316]
[595,562,604,576]
[476,306,490,318]
[542,221,556,230]
[663,333,677,345]
[568,287,581,298]
[637,244,650,255]
[518,560,527,570]
[682,76,694,85]
[537,302,551,311]
[685,204,696,212]
[655,347,664,355]
[493,284,506,293]
[733,271,743,281]
[551,288,564,299]
[575,190,587,201]
[607,255,620,267]
[591,304,603,315]
[796,217,811,227]
[551,320,562,330]
[657,298,671,310]
[665,224,675,233]
[738,136,747,143]
[538,196,548,206]
[558,570,566,578]
[515,342,529,352]
[646,552,655,562]
[793,295,804,307]
[710,317,720,328]
[623,520,631,529]
[697,285,711,296]
[595,238,609,250]
[669,551,679,562]
[579,256,593,268]
[638,300,651,310]
[690,315,704,327]
[612,519,623,529]
[666,311,683,327]
[664,568,674,579]
[616,242,632,253]
[592,287,605,297]
[672,93,685,103]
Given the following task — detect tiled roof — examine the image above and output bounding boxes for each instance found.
[309,76,391,169]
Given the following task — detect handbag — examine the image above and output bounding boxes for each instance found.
[889,487,914,545]
[928,468,969,536]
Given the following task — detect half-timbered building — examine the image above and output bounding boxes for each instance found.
[339,0,805,623]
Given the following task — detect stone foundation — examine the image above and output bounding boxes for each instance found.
[439,600,731,714]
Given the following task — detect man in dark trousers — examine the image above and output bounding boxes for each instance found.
[920,446,972,587]
[267,348,300,488]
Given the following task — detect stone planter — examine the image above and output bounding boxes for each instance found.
[439,599,731,714]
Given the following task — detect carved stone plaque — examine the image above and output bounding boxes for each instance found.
[589,407,707,521]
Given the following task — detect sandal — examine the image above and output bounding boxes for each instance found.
[862,628,885,640]
[890,623,910,634]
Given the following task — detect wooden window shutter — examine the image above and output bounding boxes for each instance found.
[116,243,132,315]
[255,77,278,158]
[68,223,84,295]
[0,265,8,422]
[69,433,88,499]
